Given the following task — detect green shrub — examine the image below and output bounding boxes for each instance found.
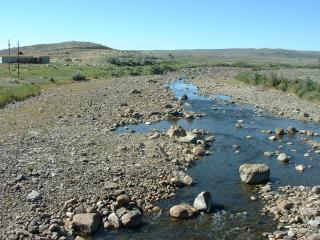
[151,64,176,75]
[72,71,86,81]
[236,71,320,102]
[0,84,41,107]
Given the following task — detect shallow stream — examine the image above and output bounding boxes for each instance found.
[95,79,320,239]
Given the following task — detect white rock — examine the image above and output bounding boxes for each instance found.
[295,164,305,172]
[277,153,290,162]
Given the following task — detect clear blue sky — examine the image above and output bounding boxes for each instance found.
[0,0,319,50]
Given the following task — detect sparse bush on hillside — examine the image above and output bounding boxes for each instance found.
[108,57,162,67]
[236,71,320,102]
[72,71,86,81]
[151,64,176,75]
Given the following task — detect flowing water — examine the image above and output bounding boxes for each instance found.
[95,79,320,240]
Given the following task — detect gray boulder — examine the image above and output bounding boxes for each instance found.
[239,164,270,184]
[193,191,212,212]
[71,213,100,236]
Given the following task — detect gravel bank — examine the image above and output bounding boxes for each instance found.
[0,75,208,239]
[259,185,320,240]
[182,67,320,122]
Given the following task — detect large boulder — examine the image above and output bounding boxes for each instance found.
[120,210,142,227]
[169,204,198,219]
[167,125,186,138]
[239,164,270,184]
[71,213,100,236]
[193,192,212,212]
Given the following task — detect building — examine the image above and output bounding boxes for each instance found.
[0,56,50,64]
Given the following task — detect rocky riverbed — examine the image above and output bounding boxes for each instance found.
[259,185,320,240]
[0,67,319,240]
[182,67,320,122]
[0,75,203,239]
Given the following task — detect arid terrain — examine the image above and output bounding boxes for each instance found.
[0,42,320,240]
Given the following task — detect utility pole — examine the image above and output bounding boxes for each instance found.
[17,41,20,78]
[8,39,11,77]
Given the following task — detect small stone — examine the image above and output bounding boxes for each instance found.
[295,164,305,172]
[108,213,120,228]
[116,207,128,218]
[277,153,290,162]
[120,210,142,227]
[192,146,205,156]
[250,196,257,201]
[307,130,315,136]
[264,151,273,157]
[277,200,292,210]
[309,233,320,240]
[275,128,285,137]
[169,204,198,219]
[287,126,298,134]
[180,94,188,100]
[182,175,193,186]
[312,186,320,194]
[116,194,131,206]
[152,206,161,212]
[26,190,42,202]
[167,125,186,138]
[103,221,113,229]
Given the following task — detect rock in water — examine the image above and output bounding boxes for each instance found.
[71,213,100,236]
[180,94,188,100]
[120,210,142,227]
[287,126,298,134]
[277,153,290,162]
[275,128,285,137]
[108,213,120,228]
[193,192,212,212]
[192,146,205,156]
[167,125,186,138]
[170,204,198,219]
[182,175,193,186]
[295,164,305,172]
[239,164,270,184]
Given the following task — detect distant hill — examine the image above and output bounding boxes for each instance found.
[0,41,120,63]
[150,48,320,64]
[0,41,111,55]
[1,41,320,65]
